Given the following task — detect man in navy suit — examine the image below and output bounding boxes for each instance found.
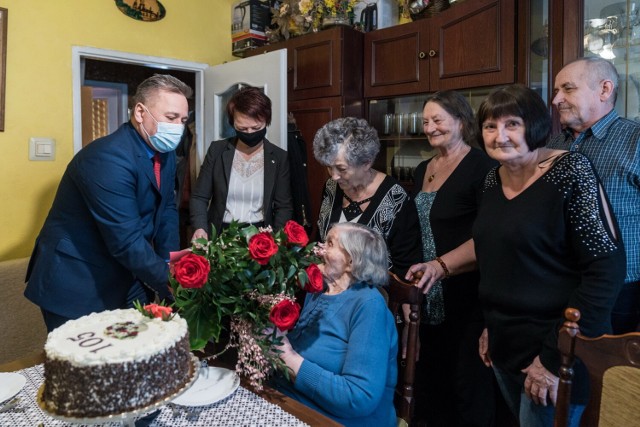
[25,74,192,332]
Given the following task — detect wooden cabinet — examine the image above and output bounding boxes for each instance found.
[248,26,363,102]
[364,0,516,98]
[288,97,352,232]
[247,27,364,236]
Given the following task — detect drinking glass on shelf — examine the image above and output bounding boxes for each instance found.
[383,113,394,135]
[395,113,408,136]
[409,112,421,135]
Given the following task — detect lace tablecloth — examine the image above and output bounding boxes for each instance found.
[0,364,310,427]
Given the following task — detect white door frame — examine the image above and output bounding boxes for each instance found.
[71,46,208,158]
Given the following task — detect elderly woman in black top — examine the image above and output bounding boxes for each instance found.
[314,117,421,276]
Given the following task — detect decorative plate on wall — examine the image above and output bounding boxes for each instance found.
[115,0,166,22]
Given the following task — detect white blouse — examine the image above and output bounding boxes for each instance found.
[223,148,265,224]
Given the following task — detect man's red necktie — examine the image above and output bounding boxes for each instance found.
[153,152,161,189]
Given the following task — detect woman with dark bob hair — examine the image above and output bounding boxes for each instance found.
[273,222,398,427]
[190,87,292,237]
[407,84,625,427]
[314,117,421,276]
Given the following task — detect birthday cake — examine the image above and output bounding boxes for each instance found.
[41,308,192,417]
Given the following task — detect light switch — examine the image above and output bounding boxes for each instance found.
[29,137,56,161]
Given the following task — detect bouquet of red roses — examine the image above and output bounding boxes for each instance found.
[170,220,323,389]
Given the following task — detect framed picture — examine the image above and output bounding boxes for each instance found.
[0,8,7,131]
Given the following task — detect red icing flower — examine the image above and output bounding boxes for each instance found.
[283,220,309,247]
[144,304,173,319]
[304,264,324,293]
[248,232,279,265]
[173,253,210,288]
[269,299,301,331]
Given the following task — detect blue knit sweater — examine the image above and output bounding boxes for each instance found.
[273,283,398,427]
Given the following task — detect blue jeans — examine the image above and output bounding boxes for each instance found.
[493,365,585,427]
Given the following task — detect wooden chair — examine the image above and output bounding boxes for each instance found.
[555,308,640,427]
[387,271,424,426]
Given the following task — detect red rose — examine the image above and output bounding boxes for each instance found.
[283,220,309,247]
[173,253,210,289]
[248,232,279,265]
[304,264,324,293]
[269,299,301,331]
[144,304,173,319]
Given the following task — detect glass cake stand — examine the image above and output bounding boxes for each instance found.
[37,354,200,426]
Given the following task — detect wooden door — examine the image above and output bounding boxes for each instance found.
[364,21,431,98]
[430,0,516,90]
[288,96,345,237]
[287,27,363,101]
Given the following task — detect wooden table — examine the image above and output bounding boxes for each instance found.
[0,351,342,427]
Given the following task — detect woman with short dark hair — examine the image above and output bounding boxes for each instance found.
[190,87,293,237]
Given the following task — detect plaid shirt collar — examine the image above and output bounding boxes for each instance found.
[562,109,619,146]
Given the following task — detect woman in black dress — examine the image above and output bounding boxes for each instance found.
[410,91,497,427]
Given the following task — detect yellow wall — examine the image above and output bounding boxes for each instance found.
[0,0,238,260]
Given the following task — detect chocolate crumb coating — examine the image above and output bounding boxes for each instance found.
[43,333,192,417]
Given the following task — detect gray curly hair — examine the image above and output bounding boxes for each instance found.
[313,117,380,167]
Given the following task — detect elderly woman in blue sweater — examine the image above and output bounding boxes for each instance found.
[273,222,398,427]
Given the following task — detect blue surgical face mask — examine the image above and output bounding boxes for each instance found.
[140,104,184,153]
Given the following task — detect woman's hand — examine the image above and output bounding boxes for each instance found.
[191,228,208,241]
[275,334,304,380]
[405,261,444,294]
[522,356,559,406]
[478,328,492,367]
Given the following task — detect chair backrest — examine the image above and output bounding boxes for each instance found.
[555,308,640,427]
[387,271,424,426]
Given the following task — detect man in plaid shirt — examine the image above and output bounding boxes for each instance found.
[549,57,640,333]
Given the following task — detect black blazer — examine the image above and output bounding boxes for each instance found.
[190,138,293,234]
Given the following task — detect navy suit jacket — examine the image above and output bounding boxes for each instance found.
[190,138,293,234]
[24,123,179,318]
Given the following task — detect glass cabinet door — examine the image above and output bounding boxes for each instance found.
[529,0,550,104]
[584,0,640,121]
[368,89,492,188]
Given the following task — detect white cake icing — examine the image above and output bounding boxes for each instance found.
[45,308,188,365]
[42,308,193,417]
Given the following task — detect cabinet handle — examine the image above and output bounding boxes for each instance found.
[418,51,426,59]
[428,50,437,57]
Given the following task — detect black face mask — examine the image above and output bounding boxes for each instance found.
[235,127,267,147]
